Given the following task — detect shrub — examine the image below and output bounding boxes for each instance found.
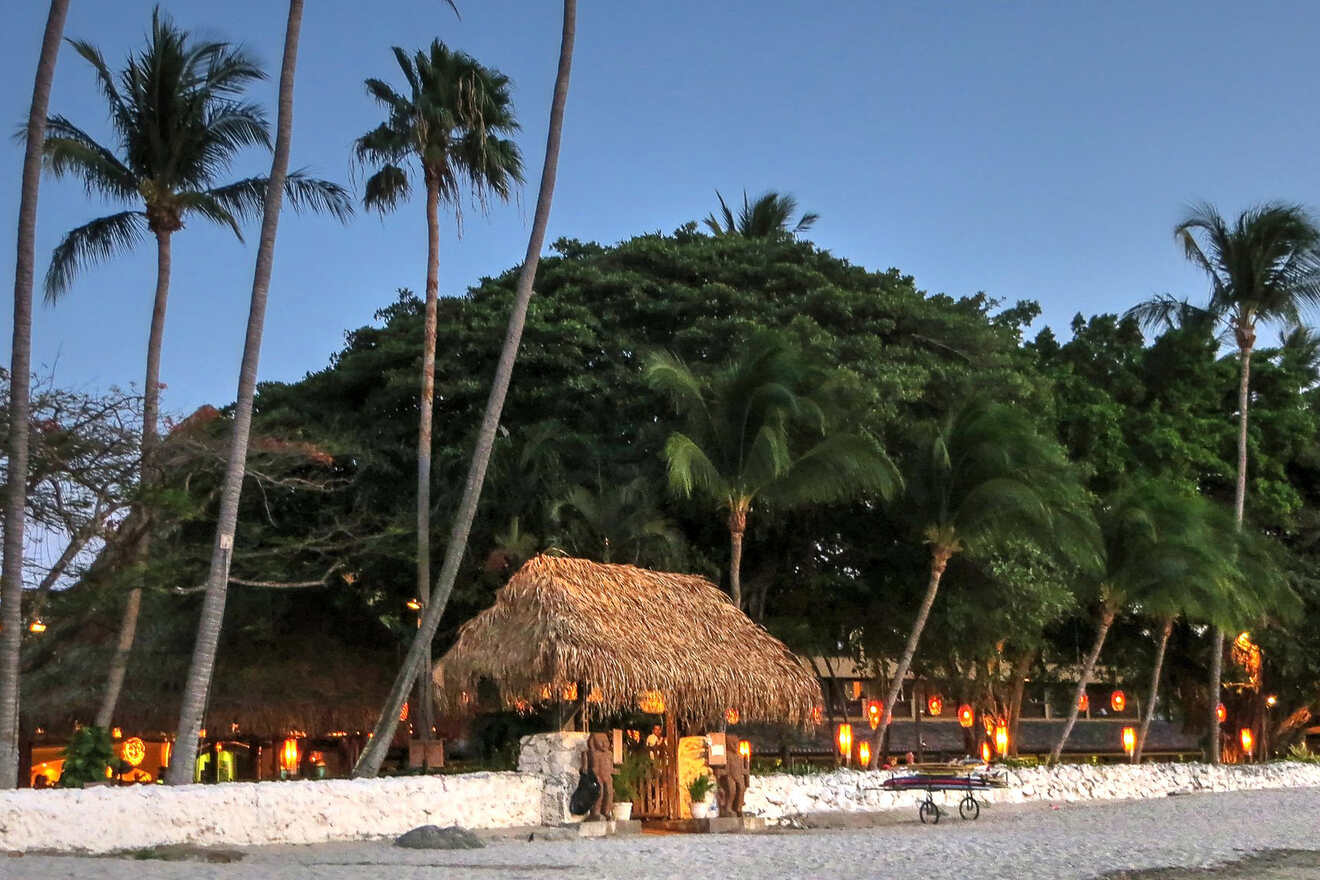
[58,726,116,788]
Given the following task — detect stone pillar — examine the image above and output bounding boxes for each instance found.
[518,731,588,825]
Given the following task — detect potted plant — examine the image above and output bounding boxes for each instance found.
[611,751,651,822]
[58,726,116,788]
[687,773,716,819]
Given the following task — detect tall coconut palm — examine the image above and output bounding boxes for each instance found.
[1128,202,1320,762]
[0,0,71,791]
[354,39,522,740]
[873,398,1098,759]
[703,190,818,239]
[1049,481,1254,764]
[645,335,900,610]
[351,0,577,780]
[166,0,308,785]
[40,7,351,730]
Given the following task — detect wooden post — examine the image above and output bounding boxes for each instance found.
[664,709,679,819]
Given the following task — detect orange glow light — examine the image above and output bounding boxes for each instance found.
[866,701,881,730]
[1239,728,1254,756]
[858,741,871,768]
[1110,690,1126,713]
[926,695,943,717]
[280,738,300,774]
[725,707,740,725]
[121,737,146,767]
[981,741,992,763]
[399,701,409,722]
[27,619,45,634]
[405,598,422,611]
[738,740,750,761]
[836,723,853,759]
[1078,692,1090,713]
[994,723,1009,757]
[638,691,665,714]
[810,705,823,725]
[958,704,975,728]
[111,727,123,740]
[1121,726,1136,757]
[1216,703,1227,723]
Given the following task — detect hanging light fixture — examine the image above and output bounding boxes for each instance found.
[981,741,992,763]
[725,707,740,725]
[1078,692,1090,713]
[958,704,975,728]
[1239,728,1254,757]
[1121,726,1136,757]
[836,723,853,762]
[1266,695,1278,708]
[926,695,944,717]
[27,619,46,634]
[857,741,871,768]
[994,722,1009,757]
[810,705,823,725]
[1216,703,1227,723]
[866,701,881,730]
[1110,690,1126,713]
[737,740,750,761]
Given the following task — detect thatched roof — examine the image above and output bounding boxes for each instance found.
[436,555,822,726]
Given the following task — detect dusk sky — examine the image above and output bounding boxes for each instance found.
[3,0,1318,417]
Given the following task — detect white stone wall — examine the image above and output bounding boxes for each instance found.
[0,772,541,854]
[744,761,1320,824]
[517,732,588,825]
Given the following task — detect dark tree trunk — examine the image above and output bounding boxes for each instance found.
[165,0,303,784]
[352,0,577,778]
[1135,616,1174,763]
[0,0,71,789]
[1049,605,1115,765]
[1007,648,1034,758]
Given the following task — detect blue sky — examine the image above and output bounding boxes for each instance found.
[2,0,1318,416]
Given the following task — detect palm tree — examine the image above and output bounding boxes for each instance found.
[39,7,351,729]
[166,0,308,785]
[1048,481,1251,764]
[874,398,1098,759]
[703,190,818,239]
[1127,202,1320,762]
[351,0,578,780]
[0,0,71,791]
[645,335,899,609]
[354,39,522,740]
[553,474,683,565]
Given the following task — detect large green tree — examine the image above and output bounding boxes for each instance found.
[354,39,522,739]
[645,334,899,610]
[40,7,351,729]
[1129,202,1320,762]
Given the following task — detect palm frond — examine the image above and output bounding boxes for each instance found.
[44,211,148,301]
[662,432,727,501]
[38,116,137,200]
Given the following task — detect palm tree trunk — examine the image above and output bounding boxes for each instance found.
[1135,616,1174,763]
[0,0,71,790]
[1007,648,1034,757]
[351,0,577,779]
[1049,605,1115,765]
[95,229,173,729]
[165,0,303,784]
[412,177,441,743]
[1208,341,1252,764]
[871,546,951,764]
[728,505,746,610]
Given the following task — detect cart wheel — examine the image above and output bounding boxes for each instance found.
[919,800,940,824]
[959,795,980,821]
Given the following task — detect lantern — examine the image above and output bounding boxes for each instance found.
[1266,695,1278,708]
[399,701,409,722]
[725,708,740,725]
[1110,690,1126,713]
[810,705,823,725]
[280,738,300,774]
[958,704,975,728]
[27,619,45,634]
[1078,692,1090,713]
[1216,703,1227,723]
[851,681,863,700]
[404,598,422,611]
[638,691,665,714]
[858,741,872,768]
[980,741,992,763]
[836,723,853,761]
[561,683,578,701]
[111,727,123,740]
[926,695,944,717]
[1121,726,1136,757]
[1239,728,1254,757]
[866,701,881,730]
[994,722,1009,757]
[121,737,146,767]
[738,740,751,761]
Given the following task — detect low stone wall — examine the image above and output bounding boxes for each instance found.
[0,771,541,854]
[517,731,588,825]
[744,761,1320,824]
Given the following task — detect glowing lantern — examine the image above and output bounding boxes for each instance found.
[1078,692,1090,713]
[280,738,300,774]
[926,695,944,717]
[1239,728,1254,756]
[1121,726,1136,757]
[1266,695,1278,708]
[980,741,992,763]
[161,739,171,768]
[810,705,823,725]
[399,701,409,722]
[638,691,665,714]
[562,683,578,701]
[121,737,146,767]
[1110,690,1126,713]
[725,708,740,725]
[404,598,422,611]
[111,727,123,740]
[1216,703,1227,723]
[858,741,872,768]
[27,619,45,634]
[866,701,881,730]
[994,723,1009,757]
[738,740,751,761]
[851,681,863,700]
[958,704,975,728]
[836,723,853,761]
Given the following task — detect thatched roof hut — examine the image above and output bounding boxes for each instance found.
[436,555,821,726]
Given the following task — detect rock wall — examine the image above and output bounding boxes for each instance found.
[744,761,1320,824]
[0,771,541,854]
[517,732,588,825]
